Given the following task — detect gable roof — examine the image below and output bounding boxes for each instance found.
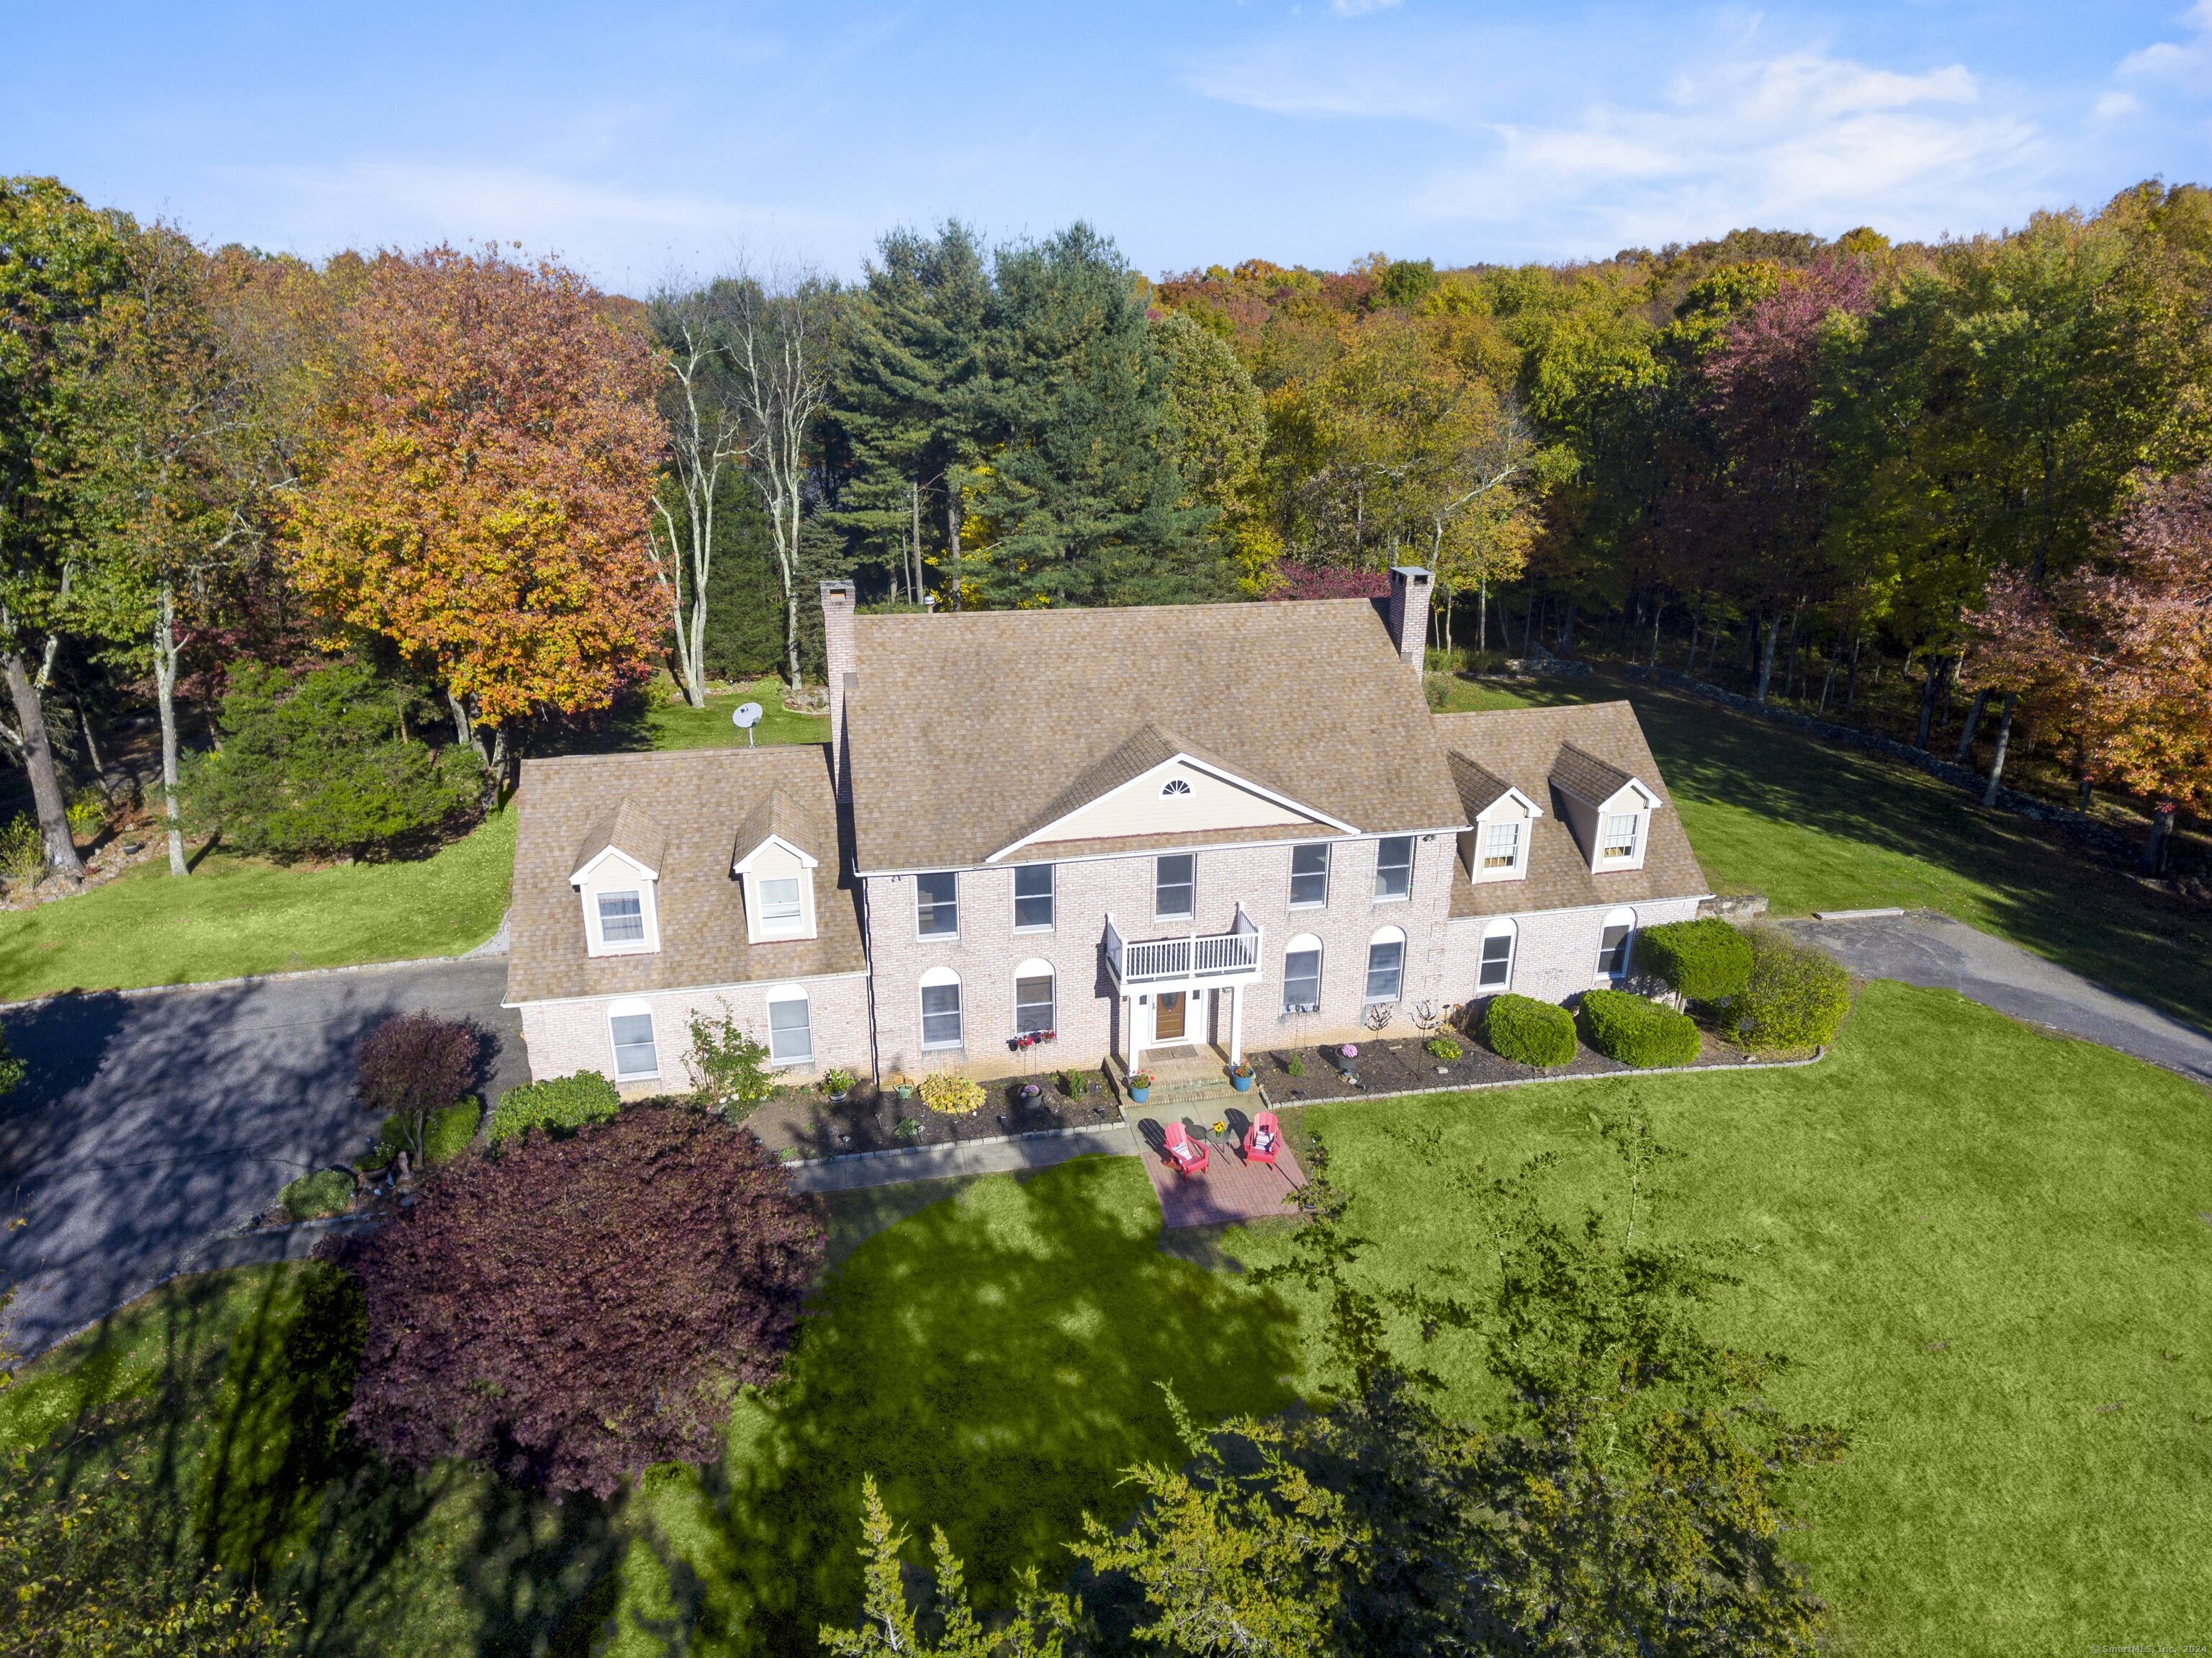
[731,788,824,871]
[506,746,863,1005]
[1434,702,1708,918]
[570,797,667,882]
[843,599,1467,872]
[1549,743,1640,810]
[1447,753,1535,819]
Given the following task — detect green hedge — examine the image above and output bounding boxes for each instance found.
[280,1168,355,1221]
[487,1071,622,1144]
[1581,989,1701,1069]
[1483,993,1578,1068]
[1634,918,1753,1004]
[1723,930,1852,1049]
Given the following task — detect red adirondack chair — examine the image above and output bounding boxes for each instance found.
[1244,1110,1281,1167]
[1163,1119,1208,1179]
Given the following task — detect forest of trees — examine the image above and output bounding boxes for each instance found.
[4,171,2208,887]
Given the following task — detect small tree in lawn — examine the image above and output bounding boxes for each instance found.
[328,1104,824,1497]
[687,1001,776,1119]
[355,1011,482,1169]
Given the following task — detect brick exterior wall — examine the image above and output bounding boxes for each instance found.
[516,972,873,1099]
[1442,895,1704,1008]
[863,831,1462,1078]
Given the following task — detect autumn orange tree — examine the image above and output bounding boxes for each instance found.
[285,246,664,787]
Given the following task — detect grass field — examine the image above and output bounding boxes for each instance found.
[0,810,516,1002]
[1429,667,2212,1031]
[6,985,2206,1654]
[589,680,831,754]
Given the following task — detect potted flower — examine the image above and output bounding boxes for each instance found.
[1020,1082,1043,1106]
[888,1074,914,1101]
[1229,1062,1255,1092]
[822,1067,855,1104]
[1334,1043,1359,1087]
[1126,1071,1154,1105]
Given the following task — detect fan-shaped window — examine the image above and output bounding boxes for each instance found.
[1365,926,1406,1003]
[1161,777,1193,797]
[1282,933,1323,1015]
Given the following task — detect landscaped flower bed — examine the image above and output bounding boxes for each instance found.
[743,1067,1121,1160]
[1245,1020,1770,1103]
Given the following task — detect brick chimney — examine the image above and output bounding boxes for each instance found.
[819,580,857,802]
[1385,566,1434,670]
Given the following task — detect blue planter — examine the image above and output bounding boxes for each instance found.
[1129,1086,1151,1104]
[1231,1072,1254,1092]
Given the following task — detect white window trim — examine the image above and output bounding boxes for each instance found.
[1154,853,1197,923]
[576,853,661,957]
[1012,957,1056,1036]
[1473,794,1537,884]
[1012,864,1056,933]
[1372,837,1416,905]
[1282,932,1323,1016]
[1288,842,1331,910]
[1478,918,1517,991]
[765,982,814,1069]
[919,965,965,1051]
[915,871,961,941]
[1596,907,1637,981]
[607,998,661,1082]
[1364,925,1408,1004]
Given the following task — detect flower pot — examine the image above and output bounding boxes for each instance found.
[1231,1072,1254,1092]
[1129,1086,1151,1105]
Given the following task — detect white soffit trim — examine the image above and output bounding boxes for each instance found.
[984,753,1359,863]
[570,845,659,886]
[1475,786,1545,820]
[731,832,822,874]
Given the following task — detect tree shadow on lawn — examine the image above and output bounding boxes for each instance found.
[1513,675,2212,1032]
[616,1155,1302,1658]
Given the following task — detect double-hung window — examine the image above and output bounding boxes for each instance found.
[598,890,645,944]
[1373,836,1413,900]
[1478,925,1516,990]
[608,1005,659,1080]
[1282,939,1322,1015]
[757,877,804,931]
[1015,970,1056,1036]
[920,970,963,1048]
[1600,812,1640,861]
[1014,864,1055,930]
[917,871,959,937]
[1596,912,1635,979]
[767,990,813,1065]
[1480,822,1521,871]
[1155,854,1195,920]
[1364,930,1406,1003]
[1289,843,1330,908]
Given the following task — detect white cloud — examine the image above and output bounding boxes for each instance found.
[2117,0,2212,84]
[1329,0,1402,14]
[2093,89,2142,120]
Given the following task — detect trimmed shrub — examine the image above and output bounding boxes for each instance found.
[328,1105,825,1497]
[1635,918,1753,1004]
[487,1072,622,1144]
[920,1072,984,1115]
[1581,990,1701,1068]
[281,1168,355,1220]
[1723,931,1852,1049]
[1483,994,1578,1068]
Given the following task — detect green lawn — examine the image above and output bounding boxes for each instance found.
[606,681,830,754]
[1231,980,2212,1656]
[1429,667,2212,1031]
[0,810,516,1002]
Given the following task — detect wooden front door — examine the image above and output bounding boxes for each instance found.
[1155,990,1187,1041]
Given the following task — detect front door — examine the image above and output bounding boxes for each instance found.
[1154,990,1187,1042]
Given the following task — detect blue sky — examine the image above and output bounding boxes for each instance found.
[5,1,2210,293]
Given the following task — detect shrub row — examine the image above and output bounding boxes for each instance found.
[1724,931,1851,1049]
[1483,994,1577,1068]
[487,1071,622,1144]
[1581,989,1701,1069]
[1634,918,1753,1004]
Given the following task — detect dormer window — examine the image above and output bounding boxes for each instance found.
[1548,745,1660,876]
[757,877,804,930]
[731,812,822,945]
[1600,812,1641,861]
[572,834,662,958]
[1480,822,1521,871]
[597,890,646,944]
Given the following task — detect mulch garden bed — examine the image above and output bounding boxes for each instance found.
[743,1065,1123,1160]
[1248,1023,1773,1105]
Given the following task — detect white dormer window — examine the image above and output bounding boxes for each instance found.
[572,848,661,956]
[732,832,821,945]
[1480,822,1520,871]
[598,891,646,944]
[1550,748,1660,876]
[1600,812,1641,861]
[1466,784,1540,885]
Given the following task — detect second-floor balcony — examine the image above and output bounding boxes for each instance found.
[1105,904,1263,987]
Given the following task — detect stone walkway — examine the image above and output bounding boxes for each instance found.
[1128,1107,1308,1228]
[1778,910,2212,1086]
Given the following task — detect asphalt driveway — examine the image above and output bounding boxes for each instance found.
[1778,910,2212,1087]
[0,959,525,1357]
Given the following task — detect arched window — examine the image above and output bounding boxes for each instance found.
[1282,933,1323,1015]
[920,965,964,1049]
[1364,925,1406,1003]
[1013,958,1056,1036]
[765,982,813,1067]
[1596,907,1636,980]
[607,998,659,1081]
[1478,918,1517,990]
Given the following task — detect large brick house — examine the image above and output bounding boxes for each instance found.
[503,569,1710,1093]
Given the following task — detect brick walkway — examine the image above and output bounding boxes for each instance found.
[1129,1108,1307,1228]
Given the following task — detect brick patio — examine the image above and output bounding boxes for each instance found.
[1129,1106,1307,1228]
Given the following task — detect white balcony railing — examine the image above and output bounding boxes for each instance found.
[1106,904,1262,985]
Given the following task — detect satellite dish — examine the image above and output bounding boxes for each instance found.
[732,702,763,746]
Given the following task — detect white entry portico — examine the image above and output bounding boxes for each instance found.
[1105,906,1264,1077]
